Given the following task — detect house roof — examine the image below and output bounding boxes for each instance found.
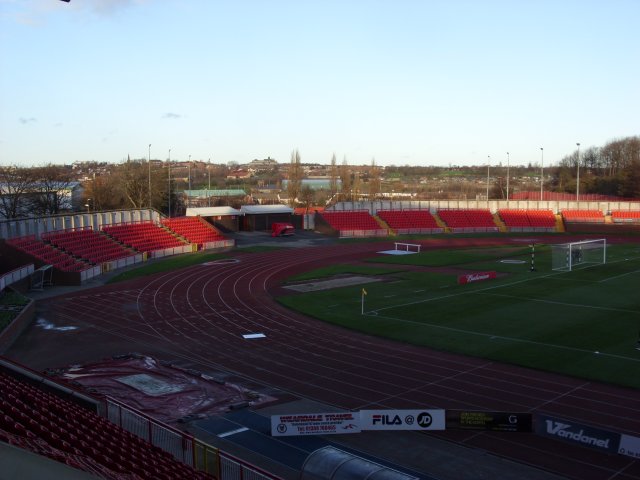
[185,207,242,217]
[240,204,293,215]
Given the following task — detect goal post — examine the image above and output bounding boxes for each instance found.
[394,242,421,254]
[551,238,607,272]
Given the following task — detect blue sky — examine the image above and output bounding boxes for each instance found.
[1,0,638,168]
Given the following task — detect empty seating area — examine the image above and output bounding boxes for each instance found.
[103,222,187,253]
[320,211,386,234]
[6,235,89,272]
[561,210,605,223]
[163,216,225,246]
[437,209,497,231]
[499,209,556,229]
[377,210,442,233]
[0,370,212,480]
[611,210,640,222]
[42,229,134,265]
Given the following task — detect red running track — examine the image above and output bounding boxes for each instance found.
[37,239,640,480]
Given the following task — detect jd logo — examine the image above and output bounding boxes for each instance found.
[417,412,433,428]
[372,414,402,425]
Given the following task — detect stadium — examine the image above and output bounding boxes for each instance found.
[1,200,640,480]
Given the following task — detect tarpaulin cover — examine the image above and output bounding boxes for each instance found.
[52,355,274,423]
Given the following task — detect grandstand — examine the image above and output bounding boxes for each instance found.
[0,367,213,480]
[42,228,134,265]
[102,222,187,253]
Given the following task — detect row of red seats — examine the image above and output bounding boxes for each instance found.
[611,210,640,220]
[162,217,225,245]
[0,371,212,480]
[43,230,134,265]
[7,236,90,272]
[377,210,440,229]
[561,210,605,222]
[103,223,186,252]
[499,209,556,227]
[320,212,383,230]
[437,209,496,228]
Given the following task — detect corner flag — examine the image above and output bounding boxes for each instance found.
[362,288,367,296]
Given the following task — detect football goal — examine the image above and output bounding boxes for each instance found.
[551,238,607,272]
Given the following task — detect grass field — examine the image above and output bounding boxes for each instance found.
[278,241,640,389]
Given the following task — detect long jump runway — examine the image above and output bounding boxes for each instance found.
[14,240,640,480]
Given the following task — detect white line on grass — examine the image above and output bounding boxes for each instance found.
[365,312,640,363]
[599,268,640,283]
[472,291,638,314]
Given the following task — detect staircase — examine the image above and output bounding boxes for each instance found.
[492,213,508,232]
[555,214,565,232]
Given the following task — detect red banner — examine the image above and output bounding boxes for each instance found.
[458,271,497,285]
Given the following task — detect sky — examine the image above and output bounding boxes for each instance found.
[1,0,639,168]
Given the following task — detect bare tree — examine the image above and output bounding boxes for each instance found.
[30,164,75,215]
[0,165,35,219]
[368,158,381,199]
[300,185,315,213]
[329,153,338,198]
[339,156,351,201]
[287,149,303,208]
[115,159,148,208]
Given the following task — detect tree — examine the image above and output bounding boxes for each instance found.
[329,153,338,198]
[30,164,75,215]
[115,159,148,209]
[368,158,381,199]
[300,185,315,213]
[339,156,351,201]
[287,149,303,208]
[0,165,35,219]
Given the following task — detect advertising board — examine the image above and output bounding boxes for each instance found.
[360,409,445,431]
[271,412,361,437]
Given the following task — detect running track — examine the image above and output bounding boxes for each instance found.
[35,239,640,479]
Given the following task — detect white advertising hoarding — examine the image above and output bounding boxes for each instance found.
[360,409,446,431]
[271,412,361,437]
[619,434,640,459]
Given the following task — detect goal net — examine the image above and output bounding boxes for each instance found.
[551,238,607,272]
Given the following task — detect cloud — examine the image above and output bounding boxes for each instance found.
[19,117,37,124]
[163,112,182,119]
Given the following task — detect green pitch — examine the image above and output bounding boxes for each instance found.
[278,242,640,389]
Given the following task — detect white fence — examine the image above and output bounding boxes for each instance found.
[0,264,34,291]
[150,245,194,259]
[338,229,388,238]
[395,227,444,235]
[79,265,102,283]
[202,239,235,250]
[102,253,144,272]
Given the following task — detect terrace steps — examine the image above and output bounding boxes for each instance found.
[555,214,565,232]
[492,213,508,232]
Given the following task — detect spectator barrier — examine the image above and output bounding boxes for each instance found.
[0,264,34,291]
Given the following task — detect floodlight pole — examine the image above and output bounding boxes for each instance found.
[148,144,152,209]
[168,148,171,218]
[540,147,544,201]
[576,143,581,203]
[506,152,510,204]
[486,156,490,203]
